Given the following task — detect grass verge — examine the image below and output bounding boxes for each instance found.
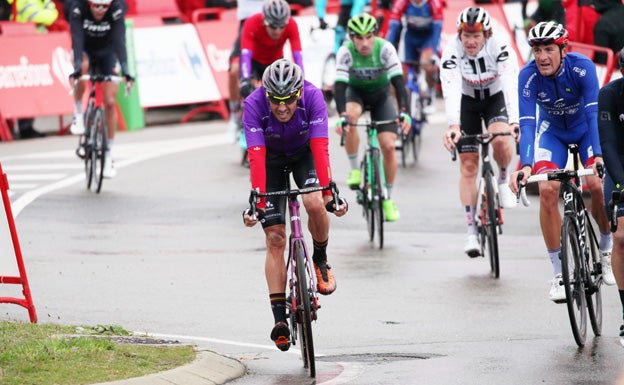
[0,321,195,385]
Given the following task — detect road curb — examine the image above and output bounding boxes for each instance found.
[92,349,246,385]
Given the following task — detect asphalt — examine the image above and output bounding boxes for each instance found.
[92,349,246,385]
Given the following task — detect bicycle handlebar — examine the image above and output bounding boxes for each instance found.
[247,180,341,221]
[515,168,596,207]
[72,74,132,97]
[339,118,400,147]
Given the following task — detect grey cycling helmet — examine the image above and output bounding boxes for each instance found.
[527,21,568,47]
[263,59,304,97]
[456,7,491,32]
[262,0,291,28]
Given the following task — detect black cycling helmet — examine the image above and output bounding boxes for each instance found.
[262,59,304,97]
[262,0,291,28]
[347,13,378,36]
[456,7,492,32]
[527,21,568,47]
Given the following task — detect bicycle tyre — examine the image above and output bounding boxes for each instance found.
[361,156,374,243]
[294,240,315,377]
[585,219,602,336]
[92,108,107,193]
[485,175,500,278]
[561,215,587,347]
[409,90,423,163]
[372,148,384,249]
[84,103,95,189]
[398,131,408,168]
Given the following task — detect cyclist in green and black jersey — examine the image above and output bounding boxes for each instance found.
[334,12,411,222]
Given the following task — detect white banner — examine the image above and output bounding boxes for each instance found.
[133,24,221,108]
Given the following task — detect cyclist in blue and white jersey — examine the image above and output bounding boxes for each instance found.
[316,0,368,54]
[510,21,615,303]
[441,7,519,258]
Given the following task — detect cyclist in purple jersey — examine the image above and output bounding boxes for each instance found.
[243,59,347,352]
[510,21,615,303]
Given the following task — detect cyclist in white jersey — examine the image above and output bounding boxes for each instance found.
[440,7,519,258]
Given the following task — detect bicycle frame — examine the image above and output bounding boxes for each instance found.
[248,178,339,377]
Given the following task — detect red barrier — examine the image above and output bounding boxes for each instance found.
[0,163,37,323]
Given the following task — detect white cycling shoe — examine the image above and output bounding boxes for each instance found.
[70,114,85,135]
[549,273,566,303]
[498,183,517,209]
[103,158,116,179]
[600,252,616,286]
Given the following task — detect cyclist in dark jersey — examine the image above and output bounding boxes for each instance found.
[510,21,615,303]
[242,59,347,352]
[598,49,624,344]
[68,0,134,179]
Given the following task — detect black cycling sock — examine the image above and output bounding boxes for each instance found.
[270,293,287,324]
[620,290,624,321]
[312,238,328,265]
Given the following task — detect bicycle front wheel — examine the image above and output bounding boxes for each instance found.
[585,220,602,336]
[561,215,588,347]
[372,148,384,249]
[92,108,107,193]
[294,240,315,377]
[359,157,374,243]
[485,176,500,278]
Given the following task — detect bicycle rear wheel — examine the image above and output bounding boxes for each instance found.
[84,104,95,189]
[561,215,587,347]
[92,108,107,193]
[585,220,602,336]
[372,148,384,249]
[294,240,315,377]
[360,157,375,243]
[485,176,500,278]
[409,90,423,163]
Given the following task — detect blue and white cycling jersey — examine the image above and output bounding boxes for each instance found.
[518,52,602,170]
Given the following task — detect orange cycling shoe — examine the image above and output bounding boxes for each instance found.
[270,322,290,352]
[315,262,336,295]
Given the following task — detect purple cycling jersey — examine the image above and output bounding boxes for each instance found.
[243,80,329,155]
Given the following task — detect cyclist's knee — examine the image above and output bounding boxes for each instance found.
[539,183,560,206]
[460,154,479,176]
[265,227,286,249]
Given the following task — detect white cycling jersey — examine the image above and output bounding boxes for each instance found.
[440,34,519,127]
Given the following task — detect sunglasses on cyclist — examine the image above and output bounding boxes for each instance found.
[459,22,483,32]
[89,2,111,10]
[266,89,301,105]
[264,21,286,30]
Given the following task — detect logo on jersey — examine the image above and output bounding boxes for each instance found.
[496,49,509,62]
[442,56,457,70]
[573,67,586,77]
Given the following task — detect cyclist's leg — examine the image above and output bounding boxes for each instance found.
[579,134,612,240]
[293,151,336,294]
[344,87,364,186]
[70,53,89,135]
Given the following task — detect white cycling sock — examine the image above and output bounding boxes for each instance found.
[549,247,562,275]
[465,205,477,236]
[600,232,613,253]
[74,101,83,115]
[348,153,358,170]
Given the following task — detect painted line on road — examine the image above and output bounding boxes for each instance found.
[10,133,229,217]
[142,331,365,384]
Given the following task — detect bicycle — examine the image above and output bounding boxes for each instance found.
[247,178,342,378]
[451,131,515,278]
[395,60,427,167]
[341,118,397,249]
[517,144,603,347]
[74,74,128,193]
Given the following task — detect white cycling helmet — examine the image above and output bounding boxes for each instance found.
[527,21,568,47]
[262,0,291,28]
[89,0,113,4]
[456,7,491,32]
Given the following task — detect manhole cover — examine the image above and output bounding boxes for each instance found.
[317,353,440,363]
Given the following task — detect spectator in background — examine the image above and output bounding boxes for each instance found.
[6,0,68,139]
[522,0,565,36]
[593,0,624,65]
[563,0,599,45]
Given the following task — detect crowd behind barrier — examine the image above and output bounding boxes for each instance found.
[0,0,622,141]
